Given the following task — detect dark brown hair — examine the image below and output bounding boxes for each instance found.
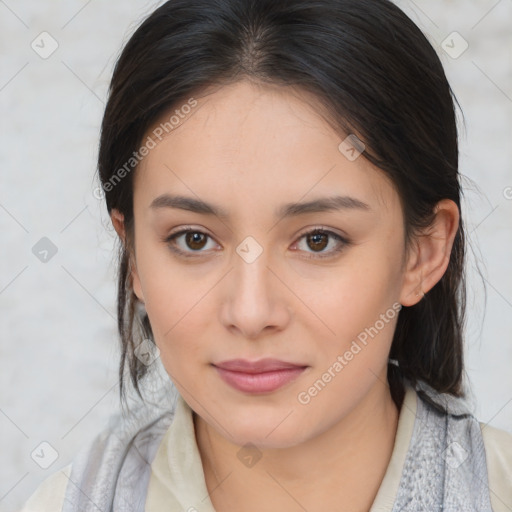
[97,0,468,410]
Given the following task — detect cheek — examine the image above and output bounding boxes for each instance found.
[294,250,397,330]
[290,248,401,373]
[145,287,211,385]
[134,240,209,352]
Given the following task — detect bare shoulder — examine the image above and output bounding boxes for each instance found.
[479,422,512,512]
[19,463,71,512]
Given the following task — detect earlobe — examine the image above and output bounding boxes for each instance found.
[399,199,459,307]
[110,209,146,305]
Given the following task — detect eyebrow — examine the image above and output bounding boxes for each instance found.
[149,193,371,220]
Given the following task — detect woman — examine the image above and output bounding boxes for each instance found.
[21,0,512,510]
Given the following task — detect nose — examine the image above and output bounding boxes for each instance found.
[219,245,292,339]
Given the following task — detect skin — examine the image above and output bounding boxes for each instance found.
[111,79,459,511]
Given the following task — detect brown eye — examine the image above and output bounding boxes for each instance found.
[184,232,208,250]
[307,232,329,252]
[164,228,219,258]
[293,228,350,260]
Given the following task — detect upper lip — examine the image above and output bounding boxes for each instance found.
[213,358,307,374]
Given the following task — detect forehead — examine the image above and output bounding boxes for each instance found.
[133,80,398,218]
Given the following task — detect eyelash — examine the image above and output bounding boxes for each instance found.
[163,226,350,260]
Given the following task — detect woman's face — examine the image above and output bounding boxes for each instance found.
[120,79,419,448]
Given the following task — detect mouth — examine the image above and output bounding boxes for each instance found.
[212,358,308,394]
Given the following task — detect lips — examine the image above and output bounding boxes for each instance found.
[213,358,306,373]
[212,358,308,393]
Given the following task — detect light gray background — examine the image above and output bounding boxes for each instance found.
[1,1,511,510]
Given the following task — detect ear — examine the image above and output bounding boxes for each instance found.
[399,199,460,307]
[110,208,145,304]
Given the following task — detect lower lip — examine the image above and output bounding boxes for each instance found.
[213,366,307,393]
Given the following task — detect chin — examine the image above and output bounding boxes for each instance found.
[219,411,312,450]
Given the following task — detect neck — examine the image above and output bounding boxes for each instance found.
[194,373,400,511]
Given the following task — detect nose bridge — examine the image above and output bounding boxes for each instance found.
[233,235,273,304]
[219,234,290,337]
